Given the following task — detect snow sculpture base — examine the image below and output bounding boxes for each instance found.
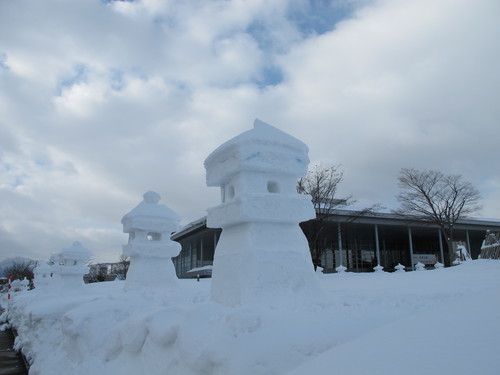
[123,243,180,290]
[209,222,321,306]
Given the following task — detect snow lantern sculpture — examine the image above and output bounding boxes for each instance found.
[336,264,347,273]
[34,262,53,289]
[394,263,406,273]
[121,191,181,290]
[373,264,385,273]
[54,241,92,288]
[415,262,426,271]
[19,277,30,291]
[205,119,322,307]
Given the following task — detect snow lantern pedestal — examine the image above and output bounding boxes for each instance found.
[122,191,181,291]
[53,241,92,289]
[205,119,322,307]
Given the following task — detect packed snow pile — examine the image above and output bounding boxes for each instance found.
[2,261,500,375]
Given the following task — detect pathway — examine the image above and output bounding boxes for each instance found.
[0,308,28,375]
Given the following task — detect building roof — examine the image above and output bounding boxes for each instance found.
[171,209,500,240]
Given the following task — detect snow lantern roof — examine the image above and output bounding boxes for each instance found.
[204,119,310,186]
[58,241,92,262]
[121,191,180,233]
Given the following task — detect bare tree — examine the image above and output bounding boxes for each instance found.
[395,168,482,263]
[114,254,130,281]
[3,261,36,286]
[85,263,108,283]
[297,164,352,269]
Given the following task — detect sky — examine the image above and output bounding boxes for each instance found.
[1,0,499,263]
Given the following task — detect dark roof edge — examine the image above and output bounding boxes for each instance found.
[171,217,208,240]
[171,209,500,239]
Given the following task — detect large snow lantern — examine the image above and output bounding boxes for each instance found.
[204,119,322,307]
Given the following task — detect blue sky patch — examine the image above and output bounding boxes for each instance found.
[57,63,88,95]
[287,0,356,36]
[255,65,284,88]
[0,53,10,71]
[109,69,125,91]
[101,0,135,3]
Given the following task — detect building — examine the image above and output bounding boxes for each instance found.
[171,209,500,278]
[171,217,221,278]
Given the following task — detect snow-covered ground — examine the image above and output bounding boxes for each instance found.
[2,260,500,375]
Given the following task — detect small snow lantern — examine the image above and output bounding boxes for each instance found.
[19,277,30,291]
[373,264,385,273]
[121,191,181,290]
[336,265,347,273]
[394,263,406,273]
[53,241,92,288]
[34,262,53,289]
[415,262,426,271]
[205,119,322,307]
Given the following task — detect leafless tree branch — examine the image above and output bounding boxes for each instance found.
[394,168,482,263]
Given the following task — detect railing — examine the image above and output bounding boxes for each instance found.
[480,231,500,259]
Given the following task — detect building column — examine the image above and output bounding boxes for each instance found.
[374,224,381,266]
[408,226,414,271]
[466,230,471,258]
[201,236,205,267]
[438,228,445,264]
[337,222,343,266]
[189,241,193,272]
[180,246,184,277]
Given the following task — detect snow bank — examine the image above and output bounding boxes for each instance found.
[3,260,500,375]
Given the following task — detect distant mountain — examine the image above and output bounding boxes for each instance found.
[0,257,36,278]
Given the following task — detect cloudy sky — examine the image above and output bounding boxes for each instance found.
[1,0,499,263]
